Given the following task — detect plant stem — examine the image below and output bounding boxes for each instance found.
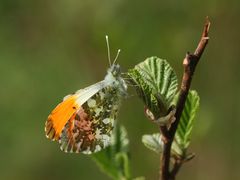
[170,157,183,179]
[160,18,210,180]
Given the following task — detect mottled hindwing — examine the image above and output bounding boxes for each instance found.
[59,86,121,154]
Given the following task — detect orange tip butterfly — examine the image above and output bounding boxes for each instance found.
[45,36,127,154]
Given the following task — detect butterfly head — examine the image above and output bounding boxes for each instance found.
[104,64,127,96]
[108,63,121,77]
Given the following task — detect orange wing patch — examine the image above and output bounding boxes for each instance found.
[45,95,79,141]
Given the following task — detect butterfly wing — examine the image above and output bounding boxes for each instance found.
[59,85,121,154]
[45,81,106,141]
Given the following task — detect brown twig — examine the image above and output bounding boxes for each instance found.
[159,18,210,180]
[170,158,183,179]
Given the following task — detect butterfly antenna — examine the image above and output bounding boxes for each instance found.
[105,35,111,66]
[113,49,121,64]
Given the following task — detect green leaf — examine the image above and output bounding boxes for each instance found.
[142,133,163,153]
[115,153,131,179]
[142,133,182,156]
[91,124,131,180]
[128,57,178,119]
[175,90,200,153]
[171,140,183,156]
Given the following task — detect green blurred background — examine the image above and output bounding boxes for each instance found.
[0,0,239,179]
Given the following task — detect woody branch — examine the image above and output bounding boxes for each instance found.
[160,18,210,180]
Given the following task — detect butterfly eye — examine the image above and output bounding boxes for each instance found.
[111,64,121,77]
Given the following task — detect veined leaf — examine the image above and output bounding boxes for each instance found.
[128,57,178,119]
[142,133,163,153]
[142,133,183,156]
[175,90,200,153]
[91,124,130,180]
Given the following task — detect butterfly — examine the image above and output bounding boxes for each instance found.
[45,36,127,154]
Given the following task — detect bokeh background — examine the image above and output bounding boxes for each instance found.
[0,0,239,179]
